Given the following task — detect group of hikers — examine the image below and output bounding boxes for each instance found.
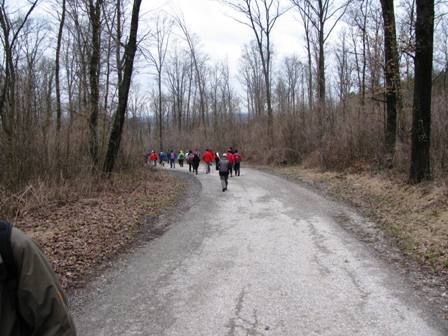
[144,147,242,192]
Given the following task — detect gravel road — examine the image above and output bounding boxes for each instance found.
[73,166,448,335]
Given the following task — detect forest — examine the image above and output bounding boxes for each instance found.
[0,0,444,192]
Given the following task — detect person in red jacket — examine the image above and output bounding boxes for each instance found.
[226,149,235,177]
[149,151,158,166]
[233,149,242,176]
[202,149,213,174]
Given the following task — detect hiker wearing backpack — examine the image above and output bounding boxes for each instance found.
[159,150,167,167]
[186,150,194,172]
[218,153,231,192]
[178,150,185,167]
[215,152,220,170]
[169,150,176,168]
[226,149,235,177]
[192,151,201,175]
[0,220,77,336]
[233,149,242,176]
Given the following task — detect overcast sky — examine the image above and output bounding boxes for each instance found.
[16,0,322,95]
[140,0,307,77]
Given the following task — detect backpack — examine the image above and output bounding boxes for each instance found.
[219,159,230,173]
[0,220,33,332]
[0,220,16,282]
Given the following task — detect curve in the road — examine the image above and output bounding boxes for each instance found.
[73,166,448,336]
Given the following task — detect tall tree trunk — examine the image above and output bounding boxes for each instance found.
[102,30,112,153]
[317,21,326,165]
[380,0,401,166]
[409,0,434,183]
[305,30,313,110]
[103,0,142,174]
[88,0,103,166]
[264,67,273,145]
[158,73,163,151]
[55,0,66,169]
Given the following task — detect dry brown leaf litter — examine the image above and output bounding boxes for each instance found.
[7,168,185,289]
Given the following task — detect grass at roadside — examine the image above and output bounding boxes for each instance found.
[1,167,186,289]
[271,165,448,273]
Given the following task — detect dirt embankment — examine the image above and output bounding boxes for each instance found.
[5,168,186,289]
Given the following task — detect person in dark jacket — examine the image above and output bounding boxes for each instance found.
[186,150,194,172]
[0,222,77,336]
[218,153,231,192]
[215,152,220,170]
[233,149,242,176]
[192,152,201,175]
[159,151,167,167]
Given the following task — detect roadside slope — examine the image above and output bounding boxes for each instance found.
[9,167,187,289]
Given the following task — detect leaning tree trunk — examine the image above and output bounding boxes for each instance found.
[103,0,142,174]
[380,0,401,167]
[409,0,434,183]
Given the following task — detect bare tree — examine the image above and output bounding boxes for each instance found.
[334,29,353,120]
[239,42,265,118]
[409,0,434,183]
[348,0,369,109]
[143,15,172,151]
[0,0,39,184]
[224,0,287,147]
[291,0,352,165]
[380,0,402,165]
[166,47,189,133]
[55,0,66,165]
[103,0,143,174]
[0,0,39,136]
[175,16,208,138]
[88,0,103,165]
[291,0,314,110]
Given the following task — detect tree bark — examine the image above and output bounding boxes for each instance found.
[103,0,142,174]
[55,0,66,167]
[380,0,401,165]
[409,0,434,183]
[88,0,103,166]
[158,72,163,151]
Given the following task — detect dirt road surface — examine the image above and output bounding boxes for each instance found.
[73,166,448,335]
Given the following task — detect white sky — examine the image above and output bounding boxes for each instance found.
[140,0,307,75]
[14,0,334,96]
